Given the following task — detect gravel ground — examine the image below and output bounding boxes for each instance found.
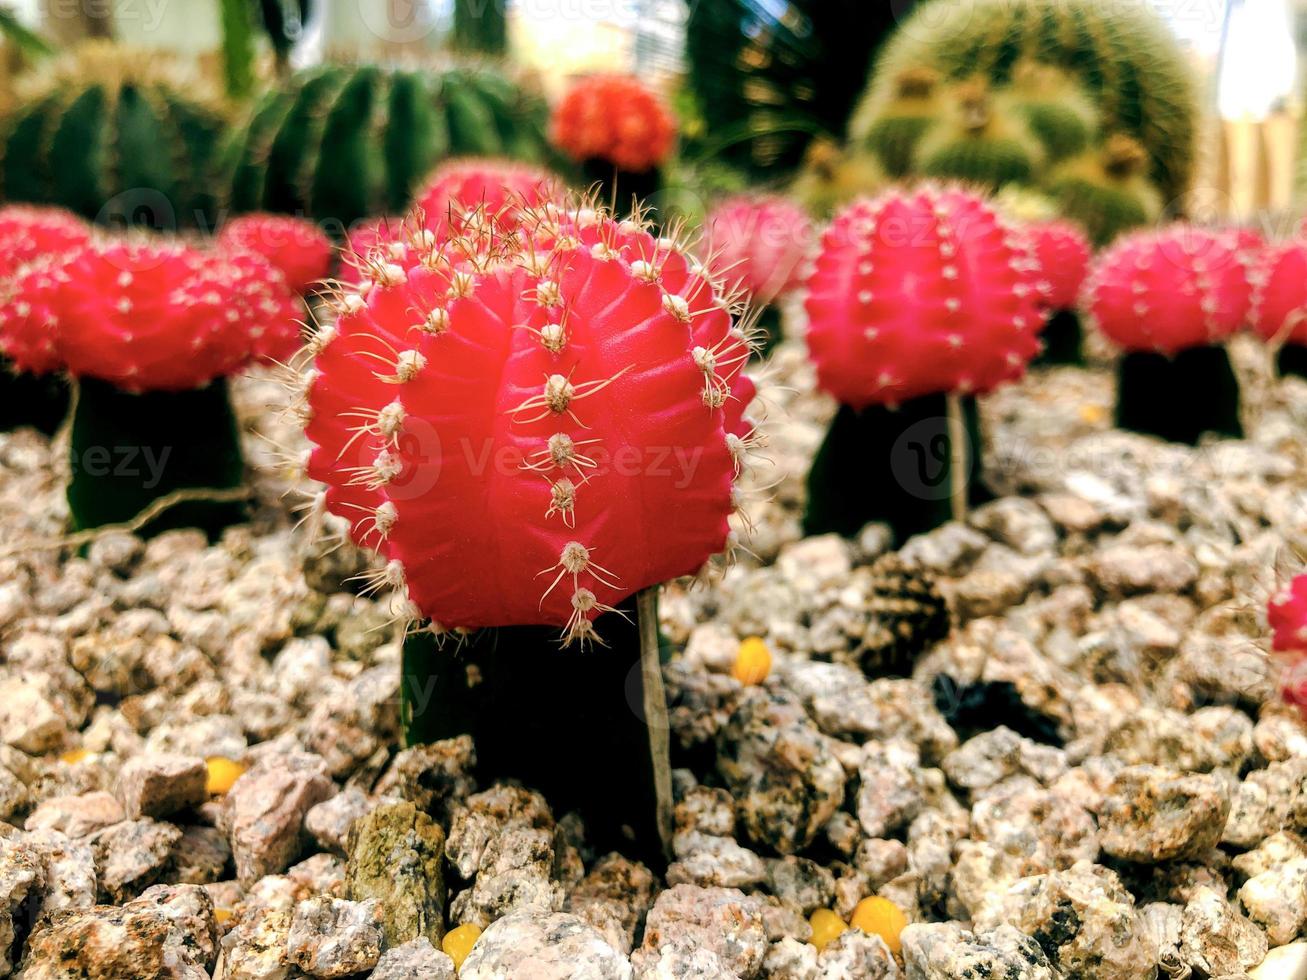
[1,318,1307,979]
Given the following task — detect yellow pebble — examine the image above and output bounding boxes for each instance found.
[1079,403,1107,425]
[59,749,89,765]
[732,636,772,686]
[214,908,233,926]
[442,923,482,970]
[850,896,908,955]
[205,757,247,796]
[808,908,847,951]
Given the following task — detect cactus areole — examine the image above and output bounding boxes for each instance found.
[802,186,1044,541]
[1082,226,1250,444]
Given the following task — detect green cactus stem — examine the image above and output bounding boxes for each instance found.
[1115,346,1242,445]
[1046,135,1162,247]
[401,590,673,865]
[67,377,247,538]
[914,81,1043,192]
[0,364,70,436]
[1034,310,1084,368]
[222,64,551,231]
[1279,344,1307,382]
[804,393,988,543]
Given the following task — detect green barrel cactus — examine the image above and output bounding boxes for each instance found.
[0,43,226,230]
[685,0,915,176]
[861,0,1199,204]
[853,67,944,179]
[1047,135,1162,247]
[223,63,551,231]
[914,80,1044,191]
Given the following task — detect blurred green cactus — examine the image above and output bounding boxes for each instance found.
[0,43,226,230]
[222,64,551,231]
[862,0,1198,204]
[914,80,1043,191]
[1047,135,1163,247]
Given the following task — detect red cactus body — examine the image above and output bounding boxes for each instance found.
[1081,226,1252,354]
[51,241,266,392]
[218,250,305,363]
[1026,220,1090,311]
[804,186,1045,408]
[414,159,562,239]
[304,196,756,642]
[0,256,77,374]
[702,195,815,305]
[1270,574,1307,656]
[551,76,675,173]
[218,214,333,295]
[0,206,91,280]
[1250,240,1307,346]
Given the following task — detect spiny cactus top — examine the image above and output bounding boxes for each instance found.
[550,76,675,173]
[1270,574,1307,655]
[413,159,562,238]
[1250,241,1307,346]
[2,238,302,391]
[1081,227,1253,355]
[218,214,334,295]
[702,195,815,306]
[1025,220,1091,312]
[804,185,1046,408]
[303,194,758,643]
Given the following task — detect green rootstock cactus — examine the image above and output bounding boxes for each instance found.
[0,44,226,231]
[862,0,1199,205]
[685,0,914,176]
[223,64,551,231]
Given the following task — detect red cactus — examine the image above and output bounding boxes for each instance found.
[218,214,333,295]
[702,195,815,305]
[1270,574,1307,656]
[414,159,562,239]
[551,75,675,173]
[303,195,756,642]
[50,240,271,392]
[804,185,1045,408]
[1081,226,1252,354]
[1250,240,1307,346]
[0,206,91,280]
[1025,220,1090,312]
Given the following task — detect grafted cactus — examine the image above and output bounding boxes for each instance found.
[550,75,675,212]
[218,213,334,296]
[2,234,301,535]
[803,185,1045,541]
[301,188,758,858]
[1025,219,1091,365]
[1082,226,1252,444]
